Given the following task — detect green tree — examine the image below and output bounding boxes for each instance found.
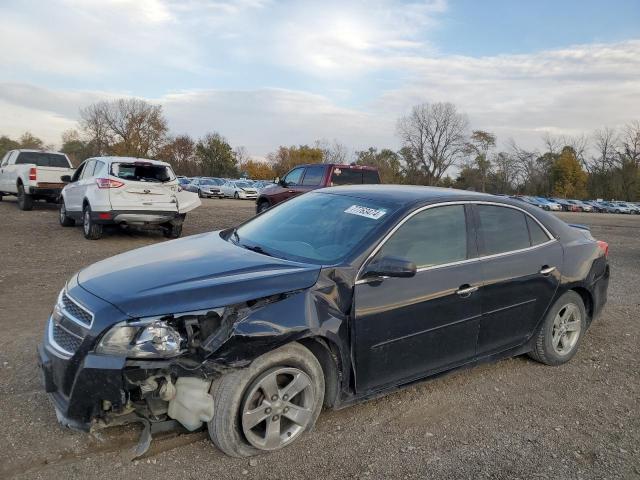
[19,131,45,149]
[267,145,323,177]
[551,147,587,198]
[465,130,496,192]
[195,132,239,177]
[0,135,20,159]
[355,147,403,183]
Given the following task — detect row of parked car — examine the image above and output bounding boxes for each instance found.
[177,177,274,200]
[508,195,640,214]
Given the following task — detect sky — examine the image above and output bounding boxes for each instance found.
[0,0,639,159]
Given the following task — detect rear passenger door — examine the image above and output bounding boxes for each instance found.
[473,203,562,357]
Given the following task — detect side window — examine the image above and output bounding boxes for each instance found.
[81,160,96,179]
[477,205,530,255]
[0,151,11,167]
[283,167,305,186]
[301,165,325,186]
[93,160,106,177]
[71,162,86,182]
[526,216,550,245]
[377,205,467,269]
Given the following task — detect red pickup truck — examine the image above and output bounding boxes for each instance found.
[256,163,380,213]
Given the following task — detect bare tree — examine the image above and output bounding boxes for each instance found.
[590,127,618,173]
[542,132,563,155]
[315,139,350,164]
[80,98,168,157]
[620,120,640,167]
[465,130,496,192]
[397,102,469,185]
[157,135,197,176]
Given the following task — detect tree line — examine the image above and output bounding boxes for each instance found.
[1,98,638,200]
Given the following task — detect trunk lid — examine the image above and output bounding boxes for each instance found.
[109,179,179,211]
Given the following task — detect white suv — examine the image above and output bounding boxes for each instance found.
[59,156,200,239]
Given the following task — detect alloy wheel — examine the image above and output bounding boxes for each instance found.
[241,367,315,451]
[551,303,581,356]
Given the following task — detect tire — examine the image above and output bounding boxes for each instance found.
[82,204,103,240]
[0,193,3,201]
[59,201,75,227]
[257,200,270,214]
[234,192,239,199]
[528,291,587,366]
[208,342,325,457]
[198,189,203,198]
[163,221,183,239]
[17,184,33,211]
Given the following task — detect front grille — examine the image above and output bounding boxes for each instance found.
[51,321,83,354]
[61,293,93,326]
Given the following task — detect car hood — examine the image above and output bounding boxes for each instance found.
[77,232,321,318]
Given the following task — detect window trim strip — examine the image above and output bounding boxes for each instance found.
[355,200,557,284]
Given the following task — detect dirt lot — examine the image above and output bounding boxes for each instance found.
[0,197,638,479]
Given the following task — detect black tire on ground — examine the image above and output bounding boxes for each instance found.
[198,189,203,198]
[0,193,3,201]
[234,192,239,199]
[17,184,33,211]
[257,200,270,213]
[59,201,75,227]
[208,342,325,458]
[82,204,103,240]
[528,290,587,366]
[163,220,183,238]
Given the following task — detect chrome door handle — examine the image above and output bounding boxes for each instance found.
[456,285,478,296]
[539,266,556,275]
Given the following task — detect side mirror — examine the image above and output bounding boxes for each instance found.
[273,176,280,184]
[362,256,417,279]
[60,175,72,183]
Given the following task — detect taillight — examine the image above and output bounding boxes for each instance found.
[29,167,37,181]
[96,178,125,189]
[596,240,609,258]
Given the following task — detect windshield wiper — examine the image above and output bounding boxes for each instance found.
[241,244,273,257]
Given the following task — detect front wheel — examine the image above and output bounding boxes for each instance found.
[17,184,33,211]
[59,201,75,226]
[83,205,103,240]
[234,192,239,199]
[208,342,324,457]
[529,291,586,366]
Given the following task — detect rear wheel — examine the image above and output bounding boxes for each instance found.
[208,342,324,457]
[163,220,183,238]
[17,184,33,211]
[83,205,103,240]
[257,200,270,213]
[59,201,75,226]
[529,291,586,366]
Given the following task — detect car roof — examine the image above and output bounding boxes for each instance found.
[89,156,170,167]
[292,163,378,171]
[13,149,68,155]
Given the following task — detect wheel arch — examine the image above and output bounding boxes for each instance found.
[297,336,342,408]
[570,286,594,322]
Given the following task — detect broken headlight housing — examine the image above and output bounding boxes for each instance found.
[96,318,184,358]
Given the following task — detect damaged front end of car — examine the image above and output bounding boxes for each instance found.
[37,269,348,457]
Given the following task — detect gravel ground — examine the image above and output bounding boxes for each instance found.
[0,197,638,480]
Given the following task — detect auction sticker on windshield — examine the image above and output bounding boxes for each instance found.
[344,205,387,220]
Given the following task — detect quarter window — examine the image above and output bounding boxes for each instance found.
[477,205,531,255]
[526,216,550,245]
[377,205,467,269]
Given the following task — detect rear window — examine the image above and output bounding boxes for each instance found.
[16,152,70,168]
[330,167,380,186]
[111,162,175,183]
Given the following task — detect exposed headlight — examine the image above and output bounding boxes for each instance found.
[96,318,184,358]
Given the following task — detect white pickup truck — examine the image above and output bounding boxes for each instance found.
[0,149,75,210]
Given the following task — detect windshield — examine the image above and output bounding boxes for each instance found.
[111,162,175,183]
[16,152,70,168]
[236,181,250,188]
[201,179,216,185]
[233,192,398,264]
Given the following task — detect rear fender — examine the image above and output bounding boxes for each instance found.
[176,189,201,213]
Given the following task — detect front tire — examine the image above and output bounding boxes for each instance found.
[17,184,33,211]
[59,201,75,226]
[529,291,586,366]
[234,192,239,199]
[208,342,324,457]
[82,205,103,240]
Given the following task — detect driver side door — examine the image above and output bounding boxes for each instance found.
[64,160,90,212]
[353,204,483,392]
